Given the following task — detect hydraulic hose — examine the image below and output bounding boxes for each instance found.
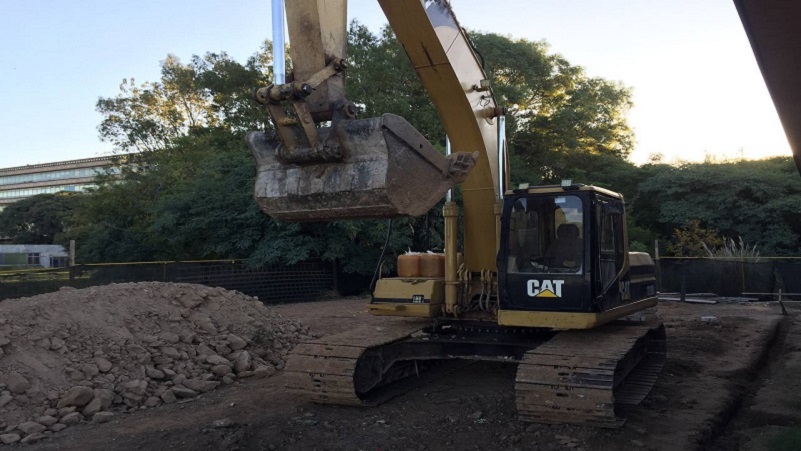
[369,219,393,300]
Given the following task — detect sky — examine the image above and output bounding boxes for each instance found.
[0,0,791,169]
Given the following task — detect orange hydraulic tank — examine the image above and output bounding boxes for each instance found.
[397,254,421,278]
[419,253,445,278]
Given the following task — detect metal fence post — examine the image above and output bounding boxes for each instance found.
[654,239,662,293]
[332,259,339,295]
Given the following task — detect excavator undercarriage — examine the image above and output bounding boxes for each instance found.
[285,317,665,427]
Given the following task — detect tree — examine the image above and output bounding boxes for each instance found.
[346,26,637,186]
[464,33,634,185]
[634,157,801,255]
[96,52,270,154]
[73,22,640,280]
[666,219,724,257]
[0,193,85,244]
[346,24,444,144]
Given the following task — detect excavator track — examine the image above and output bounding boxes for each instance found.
[515,319,666,428]
[286,317,665,428]
[284,320,429,406]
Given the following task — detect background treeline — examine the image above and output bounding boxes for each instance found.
[1,23,799,278]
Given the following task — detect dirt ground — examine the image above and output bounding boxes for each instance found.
[16,297,798,451]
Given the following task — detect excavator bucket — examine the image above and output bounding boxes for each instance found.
[247,113,477,222]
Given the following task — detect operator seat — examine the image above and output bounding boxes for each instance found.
[544,224,582,269]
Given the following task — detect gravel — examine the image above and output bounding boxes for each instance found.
[0,282,310,443]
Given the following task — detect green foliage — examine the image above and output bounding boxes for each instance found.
[96,52,269,153]
[65,174,159,262]
[70,22,642,276]
[346,26,637,187]
[628,219,656,255]
[634,157,801,255]
[666,219,724,257]
[146,129,269,260]
[475,32,634,184]
[0,193,85,244]
[346,24,443,144]
[68,19,801,284]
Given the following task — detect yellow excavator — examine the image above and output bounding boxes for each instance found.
[246,0,801,427]
[246,0,664,427]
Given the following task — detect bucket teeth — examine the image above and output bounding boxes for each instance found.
[248,113,476,222]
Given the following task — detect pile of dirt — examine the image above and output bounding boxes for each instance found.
[0,282,310,445]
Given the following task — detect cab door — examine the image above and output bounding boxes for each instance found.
[595,195,627,310]
[498,193,591,313]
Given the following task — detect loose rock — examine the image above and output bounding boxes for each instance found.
[96,358,113,373]
[0,433,20,444]
[171,387,198,399]
[253,365,276,379]
[160,390,177,404]
[58,386,94,408]
[82,397,103,416]
[0,394,13,409]
[60,412,83,426]
[36,415,58,427]
[227,335,247,350]
[0,282,310,435]
[6,373,31,395]
[235,352,252,373]
[212,418,235,428]
[206,355,232,366]
[183,379,219,393]
[17,421,47,435]
[211,365,232,377]
[92,412,115,423]
[20,433,46,444]
[145,366,165,380]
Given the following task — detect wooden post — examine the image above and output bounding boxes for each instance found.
[69,240,76,267]
[68,240,76,284]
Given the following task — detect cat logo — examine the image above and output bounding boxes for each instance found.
[527,279,565,298]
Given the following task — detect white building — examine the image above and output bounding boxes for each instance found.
[0,155,124,212]
[0,244,69,268]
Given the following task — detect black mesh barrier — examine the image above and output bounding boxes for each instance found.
[742,263,775,294]
[0,260,334,303]
[775,262,801,295]
[656,258,801,299]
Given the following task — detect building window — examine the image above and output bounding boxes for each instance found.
[50,256,69,268]
[27,253,40,265]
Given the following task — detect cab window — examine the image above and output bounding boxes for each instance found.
[507,195,583,274]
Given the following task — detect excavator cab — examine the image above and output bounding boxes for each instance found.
[498,184,651,324]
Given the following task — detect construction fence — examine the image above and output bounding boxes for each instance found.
[656,257,801,299]
[4,257,798,303]
[0,259,336,303]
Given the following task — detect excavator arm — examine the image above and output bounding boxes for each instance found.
[246,0,504,272]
